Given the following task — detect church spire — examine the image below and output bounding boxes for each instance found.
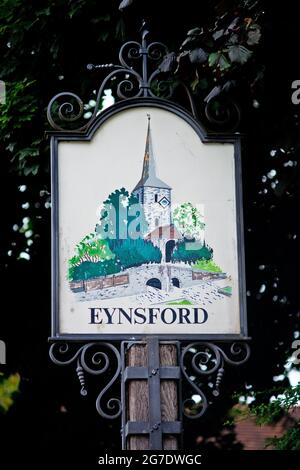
[141,114,155,180]
[133,114,171,191]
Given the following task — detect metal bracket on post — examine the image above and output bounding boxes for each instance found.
[121,338,182,450]
[180,341,251,419]
[49,342,122,420]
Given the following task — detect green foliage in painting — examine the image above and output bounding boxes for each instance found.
[69,187,161,279]
[193,259,222,272]
[96,188,148,240]
[71,259,121,281]
[218,286,232,296]
[171,239,212,264]
[167,299,193,305]
[109,238,162,270]
[173,202,205,239]
[68,233,115,280]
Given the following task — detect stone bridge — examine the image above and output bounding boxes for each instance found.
[73,263,226,302]
[129,263,193,293]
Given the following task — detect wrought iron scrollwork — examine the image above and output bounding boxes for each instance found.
[47,25,179,131]
[180,341,250,419]
[47,23,242,132]
[49,342,121,419]
[204,96,241,132]
[47,92,85,131]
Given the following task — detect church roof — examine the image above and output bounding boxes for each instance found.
[133,115,171,191]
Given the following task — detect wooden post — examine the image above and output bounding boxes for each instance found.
[127,344,149,450]
[160,344,178,450]
[127,341,179,450]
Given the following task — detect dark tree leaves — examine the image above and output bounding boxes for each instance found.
[159,52,177,73]
[247,24,262,45]
[228,44,253,64]
[189,48,208,64]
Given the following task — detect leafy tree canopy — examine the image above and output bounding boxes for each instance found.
[173,202,205,239]
[96,187,148,240]
[172,239,213,264]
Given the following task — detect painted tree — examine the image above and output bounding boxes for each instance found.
[68,233,116,280]
[69,233,115,265]
[96,187,148,240]
[171,239,212,264]
[109,238,162,269]
[173,202,205,240]
[70,259,121,281]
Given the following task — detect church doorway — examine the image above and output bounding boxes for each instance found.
[146,278,162,290]
[165,240,176,262]
[171,277,180,288]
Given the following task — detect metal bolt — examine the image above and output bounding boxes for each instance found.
[151,368,157,375]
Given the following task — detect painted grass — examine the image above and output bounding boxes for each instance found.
[192,259,222,272]
[218,286,232,296]
[166,299,193,305]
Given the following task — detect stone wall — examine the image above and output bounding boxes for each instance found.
[70,273,129,293]
[192,270,227,281]
[167,264,193,287]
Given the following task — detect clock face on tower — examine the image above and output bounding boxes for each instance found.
[158,196,170,208]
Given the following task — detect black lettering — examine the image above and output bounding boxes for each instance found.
[194,307,208,324]
[134,308,147,324]
[89,307,102,324]
[161,308,176,324]
[149,308,159,324]
[118,308,132,324]
[103,308,115,324]
[178,308,191,324]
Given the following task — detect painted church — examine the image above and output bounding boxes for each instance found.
[132,115,182,262]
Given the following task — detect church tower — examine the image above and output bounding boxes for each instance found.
[133,115,172,234]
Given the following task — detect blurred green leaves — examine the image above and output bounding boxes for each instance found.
[0,373,20,413]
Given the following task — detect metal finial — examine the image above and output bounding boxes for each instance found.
[147,113,151,121]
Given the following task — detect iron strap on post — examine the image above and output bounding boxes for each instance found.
[148,337,163,449]
[121,338,182,450]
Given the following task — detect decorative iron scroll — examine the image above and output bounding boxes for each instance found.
[47,23,241,132]
[49,342,121,419]
[204,96,241,132]
[47,24,174,131]
[180,342,250,419]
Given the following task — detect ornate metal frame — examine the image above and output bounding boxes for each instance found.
[48,25,250,450]
[47,24,200,132]
[49,338,250,449]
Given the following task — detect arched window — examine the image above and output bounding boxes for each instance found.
[154,194,158,202]
[155,217,159,227]
[136,193,139,202]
